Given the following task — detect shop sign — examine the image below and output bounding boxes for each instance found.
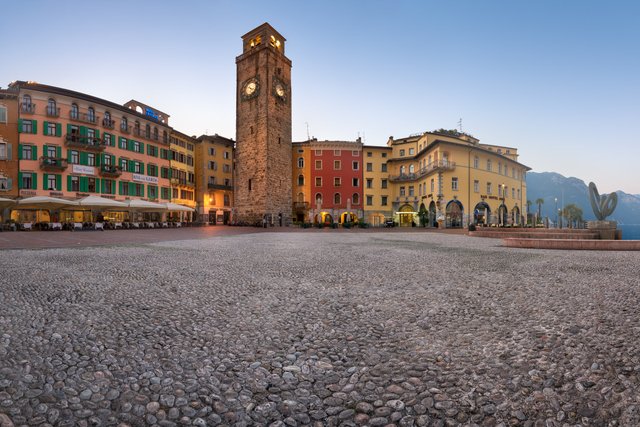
[72,164,95,175]
[132,173,159,184]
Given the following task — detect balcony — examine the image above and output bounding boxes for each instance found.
[133,128,159,141]
[102,118,115,129]
[120,124,131,134]
[99,164,122,177]
[207,183,233,191]
[21,103,36,114]
[294,201,309,211]
[46,107,60,117]
[39,156,68,171]
[69,111,97,124]
[389,160,456,182]
[65,134,106,151]
[170,178,190,186]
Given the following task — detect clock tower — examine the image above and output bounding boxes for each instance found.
[235,23,292,224]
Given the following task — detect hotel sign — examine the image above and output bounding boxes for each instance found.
[132,173,158,185]
[145,108,159,121]
[72,165,95,175]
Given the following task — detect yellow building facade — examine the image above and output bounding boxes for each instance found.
[362,145,392,226]
[194,134,234,224]
[168,130,196,219]
[385,130,529,227]
[291,142,311,222]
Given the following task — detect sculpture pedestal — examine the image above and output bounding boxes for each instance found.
[587,220,618,240]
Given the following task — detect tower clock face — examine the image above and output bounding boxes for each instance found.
[272,77,288,102]
[241,78,260,100]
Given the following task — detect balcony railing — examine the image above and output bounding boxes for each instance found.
[65,134,106,151]
[70,111,97,124]
[390,160,456,182]
[170,178,190,186]
[120,124,131,134]
[294,201,309,211]
[133,128,159,141]
[39,156,68,170]
[46,107,60,117]
[21,103,36,114]
[102,118,115,129]
[207,183,233,191]
[99,164,122,177]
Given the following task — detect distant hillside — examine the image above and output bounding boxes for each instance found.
[526,172,640,224]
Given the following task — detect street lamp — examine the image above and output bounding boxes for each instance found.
[554,197,558,228]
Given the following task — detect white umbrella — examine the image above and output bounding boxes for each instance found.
[0,197,16,209]
[17,196,78,210]
[77,195,128,210]
[161,202,195,212]
[123,199,168,212]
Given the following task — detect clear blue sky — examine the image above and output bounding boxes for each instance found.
[2,0,639,193]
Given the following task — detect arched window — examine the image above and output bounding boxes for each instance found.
[315,193,322,204]
[145,124,151,138]
[134,121,140,133]
[71,103,79,120]
[121,116,128,131]
[153,127,158,140]
[47,98,57,116]
[409,164,415,174]
[297,175,304,186]
[474,156,479,168]
[22,94,31,106]
[104,111,111,121]
[88,107,95,123]
[334,193,341,204]
[400,165,406,175]
[352,193,360,205]
[163,130,168,143]
[487,159,492,171]
[297,157,304,168]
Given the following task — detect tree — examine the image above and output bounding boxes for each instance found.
[526,200,533,224]
[535,198,544,223]
[561,204,583,228]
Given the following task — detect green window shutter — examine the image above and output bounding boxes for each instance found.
[129,182,135,195]
[18,172,23,188]
[43,145,48,157]
[67,175,72,191]
[118,181,123,195]
[18,119,23,133]
[101,179,106,194]
[79,126,87,136]
[43,121,49,136]
[56,123,62,137]
[32,146,38,160]
[139,142,144,153]
[32,173,38,190]
[140,162,144,172]
[67,149,72,162]
[32,120,37,134]
[129,160,135,171]
[79,177,88,192]
[95,178,100,194]
[146,164,151,175]
[56,174,62,191]
[95,154,101,167]
[128,140,134,151]
[6,144,11,160]
[95,129,100,138]
[56,146,62,158]
[18,144,22,160]
[43,174,49,189]
[80,152,88,165]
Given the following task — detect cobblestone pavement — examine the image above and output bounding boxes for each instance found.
[1,232,639,427]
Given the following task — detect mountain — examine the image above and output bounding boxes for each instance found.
[526,172,640,224]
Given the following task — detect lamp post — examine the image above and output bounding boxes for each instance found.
[554,197,558,228]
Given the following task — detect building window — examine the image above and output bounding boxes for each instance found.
[21,145,33,160]
[430,179,434,192]
[153,127,158,140]
[352,161,359,170]
[223,164,231,173]
[381,179,388,189]
[208,176,216,185]
[452,177,458,191]
[487,159,492,171]
[381,196,388,206]
[381,163,387,172]
[409,148,415,155]
[21,120,34,134]
[315,149,322,155]
[409,164,415,174]
[298,175,304,186]
[352,150,358,156]
[334,177,341,187]
[408,186,414,196]
[133,140,140,153]
[88,107,95,123]
[474,180,479,193]
[474,156,479,169]
[366,178,373,189]
[334,193,341,204]
[71,176,79,192]
[0,142,7,160]
[248,179,252,191]
[400,186,406,196]
[334,160,341,170]
[334,149,341,156]
[399,149,405,156]
[224,151,230,159]
[315,193,322,204]
[315,160,322,170]
[315,177,322,187]
[297,157,304,168]
[87,178,96,193]
[517,189,521,199]
[367,151,372,157]
[134,162,142,173]
[224,194,230,206]
[0,106,7,123]
[498,163,503,175]
[352,193,360,204]
[400,165,406,175]
[487,182,493,194]
[71,103,79,120]
[224,178,231,186]
[209,147,216,156]
[134,183,144,197]
[47,99,57,116]
[366,195,373,206]
[352,178,359,187]
[381,152,387,158]
[87,153,95,166]
[46,175,56,191]
[121,117,128,131]
[208,161,217,170]
[366,162,372,172]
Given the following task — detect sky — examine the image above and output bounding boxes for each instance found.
[1,0,639,194]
